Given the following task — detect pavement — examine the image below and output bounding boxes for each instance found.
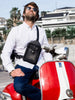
[67,44,75,65]
[0,67,13,91]
[0,44,75,93]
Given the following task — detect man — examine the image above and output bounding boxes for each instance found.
[1,2,52,100]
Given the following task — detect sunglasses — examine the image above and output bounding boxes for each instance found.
[26,7,37,12]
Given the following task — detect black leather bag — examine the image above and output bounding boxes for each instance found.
[23,26,41,64]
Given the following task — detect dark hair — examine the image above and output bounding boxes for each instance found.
[23,2,39,21]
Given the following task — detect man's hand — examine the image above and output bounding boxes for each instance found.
[10,68,25,77]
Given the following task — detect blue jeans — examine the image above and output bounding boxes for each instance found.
[14,65,41,100]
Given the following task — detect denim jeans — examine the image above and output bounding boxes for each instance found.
[14,65,41,100]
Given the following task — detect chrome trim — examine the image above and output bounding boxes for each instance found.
[0,91,12,100]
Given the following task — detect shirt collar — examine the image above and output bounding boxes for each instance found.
[23,22,36,30]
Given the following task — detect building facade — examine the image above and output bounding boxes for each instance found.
[36,7,75,31]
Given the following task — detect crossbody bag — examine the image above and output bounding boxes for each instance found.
[23,26,41,64]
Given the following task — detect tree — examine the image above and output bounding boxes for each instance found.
[10,7,21,26]
[52,28,66,38]
[45,29,51,38]
[66,26,75,39]
[7,19,13,29]
[51,28,66,43]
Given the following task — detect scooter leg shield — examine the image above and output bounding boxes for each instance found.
[39,61,75,100]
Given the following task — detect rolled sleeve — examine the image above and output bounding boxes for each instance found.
[1,28,16,73]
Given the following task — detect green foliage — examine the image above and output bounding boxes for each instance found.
[45,26,75,39]
[0,27,7,35]
[4,7,22,35]
[52,28,66,37]
[0,36,3,42]
[66,26,75,39]
[7,19,13,29]
[16,21,23,26]
[10,7,21,22]
[0,43,4,64]
[45,29,51,38]
[0,43,4,54]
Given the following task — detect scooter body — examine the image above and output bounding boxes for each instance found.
[0,46,75,100]
[0,61,75,100]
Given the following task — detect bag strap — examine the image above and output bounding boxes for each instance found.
[36,25,39,41]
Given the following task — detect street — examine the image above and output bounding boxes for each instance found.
[0,67,13,91]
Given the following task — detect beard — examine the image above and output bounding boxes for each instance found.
[25,14,36,23]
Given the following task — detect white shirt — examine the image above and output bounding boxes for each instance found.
[1,22,52,73]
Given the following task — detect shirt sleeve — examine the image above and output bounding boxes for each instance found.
[1,28,16,73]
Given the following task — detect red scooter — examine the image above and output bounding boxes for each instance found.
[0,46,75,100]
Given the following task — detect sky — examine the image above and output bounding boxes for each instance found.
[0,0,75,19]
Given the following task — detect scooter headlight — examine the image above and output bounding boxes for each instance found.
[0,91,12,100]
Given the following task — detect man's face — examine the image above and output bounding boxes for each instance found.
[24,5,37,22]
